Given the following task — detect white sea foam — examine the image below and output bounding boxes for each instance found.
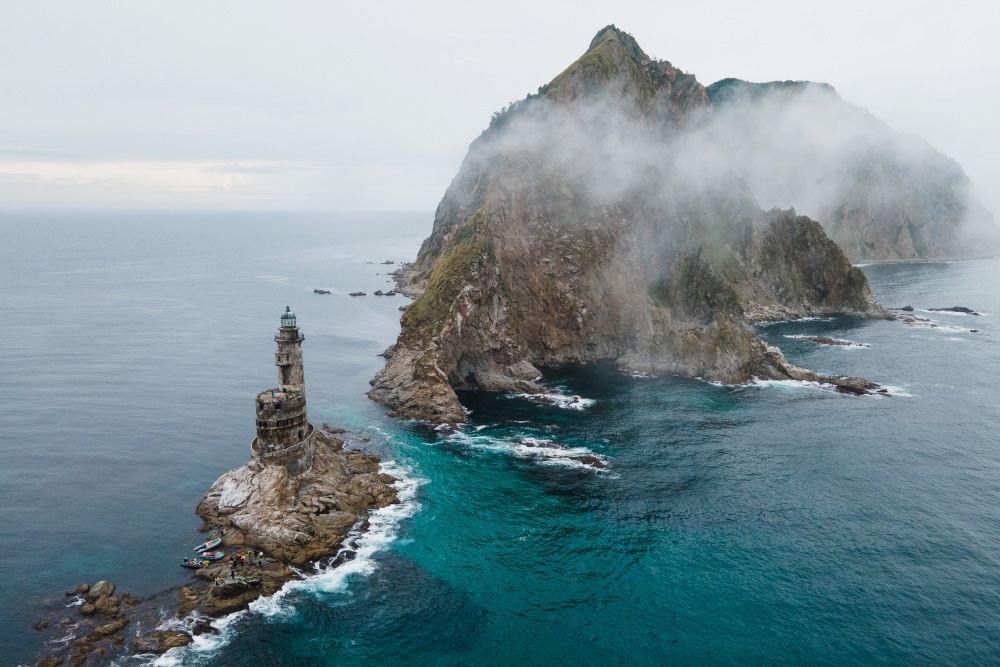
[898,317,978,334]
[913,309,988,317]
[746,377,840,393]
[784,334,871,349]
[755,316,832,327]
[506,390,595,410]
[870,385,914,398]
[444,432,608,471]
[149,462,425,666]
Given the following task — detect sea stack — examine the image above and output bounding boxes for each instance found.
[252,306,314,474]
[196,307,398,573]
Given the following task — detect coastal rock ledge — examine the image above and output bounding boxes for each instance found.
[197,429,398,568]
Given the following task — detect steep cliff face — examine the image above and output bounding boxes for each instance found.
[369,26,889,423]
[705,79,998,261]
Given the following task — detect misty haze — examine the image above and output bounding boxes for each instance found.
[4,6,1000,667]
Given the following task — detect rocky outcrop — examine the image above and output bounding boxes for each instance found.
[197,428,397,567]
[705,78,998,262]
[369,25,890,423]
[133,630,193,654]
[85,581,114,602]
[32,427,399,667]
[177,586,200,617]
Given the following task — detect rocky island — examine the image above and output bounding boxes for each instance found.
[369,25,893,424]
[32,309,398,666]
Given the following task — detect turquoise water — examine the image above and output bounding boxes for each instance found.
[3,213,1000,665]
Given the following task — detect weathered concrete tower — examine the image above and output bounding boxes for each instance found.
[275,306,305,391]
[251,307,314,472]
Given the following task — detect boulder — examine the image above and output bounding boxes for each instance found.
[78,603,96,617]
[133,630,193,654]
[93,595,120,617]
[85,581,114,603]
[154,630,193,651]
[34,620,51,630]
[191,620,218,636]
[88,616,129,640]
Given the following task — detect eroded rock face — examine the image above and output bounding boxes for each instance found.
[369,26,890,424]
[197,429,398,566]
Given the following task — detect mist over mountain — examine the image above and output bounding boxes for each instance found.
[704,78,997,261]
[369,26,889,423]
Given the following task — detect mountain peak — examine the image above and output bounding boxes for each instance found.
[588,24,649,62]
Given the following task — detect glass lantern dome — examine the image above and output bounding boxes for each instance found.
[280,306,296,328]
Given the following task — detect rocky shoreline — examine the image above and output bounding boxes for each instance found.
[30,426,399,667]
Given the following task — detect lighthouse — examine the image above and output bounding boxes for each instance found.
[275,306,305,391]
[251,307,314,472]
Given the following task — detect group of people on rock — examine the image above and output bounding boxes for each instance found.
[219,550,265,582]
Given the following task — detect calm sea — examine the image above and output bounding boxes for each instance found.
[2,211,999,666]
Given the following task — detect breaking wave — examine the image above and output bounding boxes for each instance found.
[755,316,834,327]
[784,334,871,349]
[505,390,595,410]
[147,462,425,666]
[442,431,609,471]
[897,316,979,334]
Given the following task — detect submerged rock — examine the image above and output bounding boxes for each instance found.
[567,455,608,469]
[792,335,869,348]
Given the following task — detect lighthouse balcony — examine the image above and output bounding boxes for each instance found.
[255,388,305,413]
[275,331,304,342]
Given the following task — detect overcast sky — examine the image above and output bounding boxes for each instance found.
[0,0,997,213]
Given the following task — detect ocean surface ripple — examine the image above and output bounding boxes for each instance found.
[3,213,1000,666]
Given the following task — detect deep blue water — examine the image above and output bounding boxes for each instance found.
[2,212,1000,666]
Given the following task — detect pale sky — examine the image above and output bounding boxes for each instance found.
[1,0,997,213]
